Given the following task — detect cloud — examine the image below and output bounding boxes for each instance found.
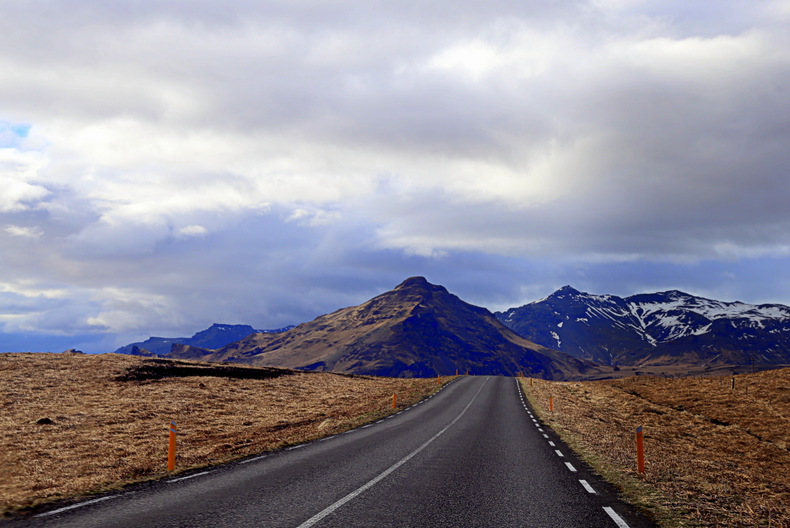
[0,149,49,212]
[1,0,790,349]
[5,224,42,238]
[178,225,208,237]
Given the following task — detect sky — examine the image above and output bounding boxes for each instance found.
[2,0,790,353]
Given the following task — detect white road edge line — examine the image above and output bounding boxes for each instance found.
[548,441,555,447]
[36,496,117,517]
[167,470,213,483]
[555,450,564,457]
[579,479,597,494]
[565,462,577,472]
[296,378,491,528]
[240,455,268,464]
[603,506,631,528]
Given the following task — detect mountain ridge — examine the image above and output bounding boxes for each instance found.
[496,286,790,369]
[114,323,294,357]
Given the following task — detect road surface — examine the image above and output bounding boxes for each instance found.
[6,376,654,527]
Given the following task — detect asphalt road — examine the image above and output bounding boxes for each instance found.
[7,376,655,528]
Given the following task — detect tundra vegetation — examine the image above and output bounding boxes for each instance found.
[521,369,790,527]
[0,353,442,516]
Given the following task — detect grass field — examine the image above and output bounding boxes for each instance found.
[521,369,790,527]
[0,353,443,516]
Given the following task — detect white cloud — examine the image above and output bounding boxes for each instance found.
[5,224,42,238]
[178,225,208,237]
[0,280,67,299]
[0,149,49,212]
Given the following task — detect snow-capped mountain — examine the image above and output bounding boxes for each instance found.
[496,286,790,368]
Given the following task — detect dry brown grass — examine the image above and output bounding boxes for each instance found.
[0,353,443,516]
[521,369,790,527]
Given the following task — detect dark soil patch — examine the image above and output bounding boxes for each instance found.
[115,358,297,382]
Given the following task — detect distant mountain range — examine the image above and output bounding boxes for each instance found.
[115,280,790,378]
[166,277,608,380]
[114,323,293,357]
[495,286,790,369]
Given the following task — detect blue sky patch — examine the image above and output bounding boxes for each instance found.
[0,120,31,147]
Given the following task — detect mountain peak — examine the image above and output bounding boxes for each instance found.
[396,276,430,288]
[656,290,693,299]
[394,276,448,295]
[174,277,597,379]
[550,285,583,298]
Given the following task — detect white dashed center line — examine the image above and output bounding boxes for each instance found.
[603,507,631,528]
[579,479,597,494]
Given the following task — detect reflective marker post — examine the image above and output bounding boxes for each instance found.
[636,426,645,475]
[168,421,177,471]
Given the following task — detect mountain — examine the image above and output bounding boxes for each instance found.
[115,323,293,357]
[168,277,608,380]
[496,286,790,369]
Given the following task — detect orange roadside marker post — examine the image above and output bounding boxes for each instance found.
[549,395,554,412]
[392,393,397,409]
[636,426,645,475]
[168,421,177,471]
[436,374,440,385]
